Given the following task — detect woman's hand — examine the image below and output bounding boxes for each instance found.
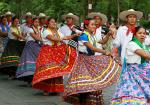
[62,36,68,40]
[62,33,81,40]
[73,33,81,37]
[76,33,82,36]
[109,24,117,39]
[18,35,25,41]
[104,50,112,56]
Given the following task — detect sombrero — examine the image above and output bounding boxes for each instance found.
[24,12,33,18]
[38,13,48,18]
[119,9,143,21]
[62,13,79,22]
[5,11,14,16]
[88,12,107,24]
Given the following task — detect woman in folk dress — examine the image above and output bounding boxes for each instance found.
[16,17,42,85]
[0,16,25,79]
[64,18,121,105]
[32,17,77,96]
[111,26,150,105]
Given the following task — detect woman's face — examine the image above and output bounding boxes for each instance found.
[6,15,12,21]
[48,19,56,29]
[87,20,96,33]
[13,18,19,26]
[33,19,39,27]
[135,28,146,43]
[2,17,7,25]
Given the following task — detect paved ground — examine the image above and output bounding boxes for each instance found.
[0,73,116,105]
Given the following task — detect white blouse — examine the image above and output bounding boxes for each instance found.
[26,28,36,42]
[78,32,96,54]
[20,23,31,40]
[42,29,64,46]
[8,26,22,40]
[145,35,150,46]
[126,41,142,64]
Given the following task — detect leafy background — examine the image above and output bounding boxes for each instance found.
[0,0,150,28]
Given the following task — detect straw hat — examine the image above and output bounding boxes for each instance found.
[5,11,14,16]
[62,13,79,22]
[24,12,33,18]
[38,13,48,18]
[119,9,143,21]
[88,12,108,24]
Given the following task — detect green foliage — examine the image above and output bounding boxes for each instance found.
[0,0,149,23]
[0,2,9,14]
[140,19,150,29]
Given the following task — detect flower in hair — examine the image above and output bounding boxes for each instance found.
[84,20,89,25]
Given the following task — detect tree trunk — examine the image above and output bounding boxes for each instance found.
[88,0,93,15]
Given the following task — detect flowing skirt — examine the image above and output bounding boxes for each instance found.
[0,37,9,60]
[0,39,25,68]
[111,63,150,105]
[16,41,41,79]
[65,90,104,105]
[32,44,77,92]
[63,54,121,104]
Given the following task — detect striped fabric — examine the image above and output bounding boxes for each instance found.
[64,54,121,104]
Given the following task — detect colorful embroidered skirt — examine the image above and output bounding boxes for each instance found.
[32,44,76,92]
[0,37,9,60]
[0,39,25,68]
[65,90,104,105]
[63,54,121,104]
[111,62,150,105]
[0,38,4,58]
[16,41,41,78]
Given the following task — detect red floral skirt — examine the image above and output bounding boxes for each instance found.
[32,44,76,92]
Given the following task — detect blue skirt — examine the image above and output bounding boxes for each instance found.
[111,62,150,105]
[16,41,41,78]
[0,37,9,57]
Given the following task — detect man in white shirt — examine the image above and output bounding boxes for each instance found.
[38,13,47,35]
[58,13,82,46]
[112,9,143,63]
[20,12,33,40]
[59,13,82,88]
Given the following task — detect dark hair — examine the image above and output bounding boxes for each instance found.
[1,15,7,20]
[47,17,57,22]
[32,17,39,22]
[12,16,19,23]
[25,15,32,19]
[83,18,93,29]
[134,26,146,36]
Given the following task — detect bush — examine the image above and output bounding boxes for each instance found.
[140,19,150,29]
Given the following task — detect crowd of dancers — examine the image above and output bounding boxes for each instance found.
[0,9,150,105]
